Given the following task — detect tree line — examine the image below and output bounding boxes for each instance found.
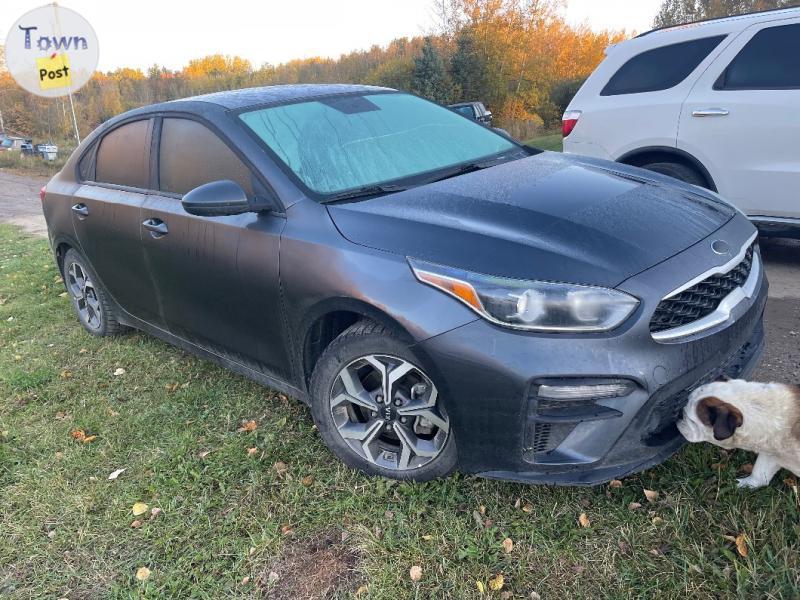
[0,0,796,145]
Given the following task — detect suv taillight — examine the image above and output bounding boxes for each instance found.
[40,186,46,202]
[562,110,582,138]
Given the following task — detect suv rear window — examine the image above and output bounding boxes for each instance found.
[715,23,800,90]
[95,120,150,188]
[601,36,726,96]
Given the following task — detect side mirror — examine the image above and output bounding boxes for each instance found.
[181,180,271,217]
[484,110,492,119]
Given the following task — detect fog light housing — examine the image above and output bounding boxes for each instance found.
[536,379,635,400]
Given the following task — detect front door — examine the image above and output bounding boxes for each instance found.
[680,19,800,219]
[141,116,289,379]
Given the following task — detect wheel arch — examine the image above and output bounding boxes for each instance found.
[301,298,416,387]
[617,146,717,192]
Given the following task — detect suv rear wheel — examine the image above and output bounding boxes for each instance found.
[639,161,707,188]
[309,320,457,481]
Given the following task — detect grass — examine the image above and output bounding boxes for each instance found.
[525,132,563,153]
[0,143,73,177]
[0,223,798,599]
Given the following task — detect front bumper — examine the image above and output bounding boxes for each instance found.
[416,217,767,485]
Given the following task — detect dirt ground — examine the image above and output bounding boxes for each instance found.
[1,167,797,383]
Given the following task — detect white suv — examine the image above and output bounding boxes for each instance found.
[563,7,800,235]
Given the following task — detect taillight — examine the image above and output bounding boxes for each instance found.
[40,186,46,202]
[562,110,582,138]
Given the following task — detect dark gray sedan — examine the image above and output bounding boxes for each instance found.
[41,84,766,484]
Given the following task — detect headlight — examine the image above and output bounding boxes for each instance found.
[409,259,639,332]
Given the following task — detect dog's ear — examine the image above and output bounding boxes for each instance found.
[696,396,744,441]
[715,373,731,382]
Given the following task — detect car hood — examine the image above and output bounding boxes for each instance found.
[326,152,735,287]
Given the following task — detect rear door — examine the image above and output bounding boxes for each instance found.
[71,118,160,323]
[680,19,800,218]
[141,116,289,378]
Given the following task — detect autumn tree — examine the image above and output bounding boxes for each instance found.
[654,0,799,27]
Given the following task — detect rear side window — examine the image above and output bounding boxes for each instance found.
[95,120,150,188]
[601,36,726,96]
[716,24,800,90]
[158,118,254,196]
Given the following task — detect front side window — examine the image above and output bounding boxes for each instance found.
[716,23,800,90]
[239,93,516,196]
[95,119,150,188]
[601,36,726,96]
[158,118,254,196]
[454,105,476,119]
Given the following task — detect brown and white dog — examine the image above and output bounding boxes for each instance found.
[678,379,800,489]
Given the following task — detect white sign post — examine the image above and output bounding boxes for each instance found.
[4,3,99,144]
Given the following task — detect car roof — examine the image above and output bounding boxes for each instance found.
[167,83,395,110]
[637,6,800,38]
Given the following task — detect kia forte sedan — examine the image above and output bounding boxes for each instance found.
[41,84,767,484]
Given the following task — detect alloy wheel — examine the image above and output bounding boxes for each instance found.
[329,354,450,471]
[66,261,103,331]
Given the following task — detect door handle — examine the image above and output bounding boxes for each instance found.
[692,108,730,117]
[71,203,89,218]
[142,218,169,237]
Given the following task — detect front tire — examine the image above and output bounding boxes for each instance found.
[63,249,125,337]
[309,320,457,481]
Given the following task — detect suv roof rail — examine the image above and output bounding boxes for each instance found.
[636,5,800,38]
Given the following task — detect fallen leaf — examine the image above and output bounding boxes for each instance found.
[241,576,250,585]
[522,503,533,513]
[652,516,664,526]
[301,475,314,487]
[131,520,142,529]
[735,534,748,557]
[478,505,486,515]
[355,585,369,597]
[108,468,126,480]
[514,498,521,509]
[132,502,149,516]
[422,534,433,541]
[237,419,257,433]
[150,507,162,519]
[280,524,294,536]
[54,451,63,460]
[247,447,258,457]
[60,370,72,379]
[79,348,88,354]
[267,571,279,583]
[578,513,591,528]
[502,537,514,554]
[609,479,623,489]
[501,592,513,600]
[476,581,485,594]
[273,461,288,476]
[70,429,86,442]
[198,450,212,458]
[530,593,542,600]
[113,368,126,376]
[165,382,179,393]
[472,510,485,528]
[489,574,505,591]
[643,489,660,503]
[628,502,642,511]
[409,565,422,582]
[135,567,151,581]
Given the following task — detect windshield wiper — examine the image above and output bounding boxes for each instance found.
[422,152,526,185]
[321,183,410,204]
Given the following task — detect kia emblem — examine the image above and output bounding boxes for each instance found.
[711,240,730,255]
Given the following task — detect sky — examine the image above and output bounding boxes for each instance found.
[1,0,663,72]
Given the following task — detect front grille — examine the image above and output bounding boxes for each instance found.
[650,244,755,334]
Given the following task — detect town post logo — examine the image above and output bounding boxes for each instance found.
[5,5,99,98]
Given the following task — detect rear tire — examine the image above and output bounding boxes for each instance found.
[309,320,457,481]
[640,161,707,188]
[63,249,126,337]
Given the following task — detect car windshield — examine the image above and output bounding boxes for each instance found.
[239,92,517,197]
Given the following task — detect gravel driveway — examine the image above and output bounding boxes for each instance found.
[0,169,49,237]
